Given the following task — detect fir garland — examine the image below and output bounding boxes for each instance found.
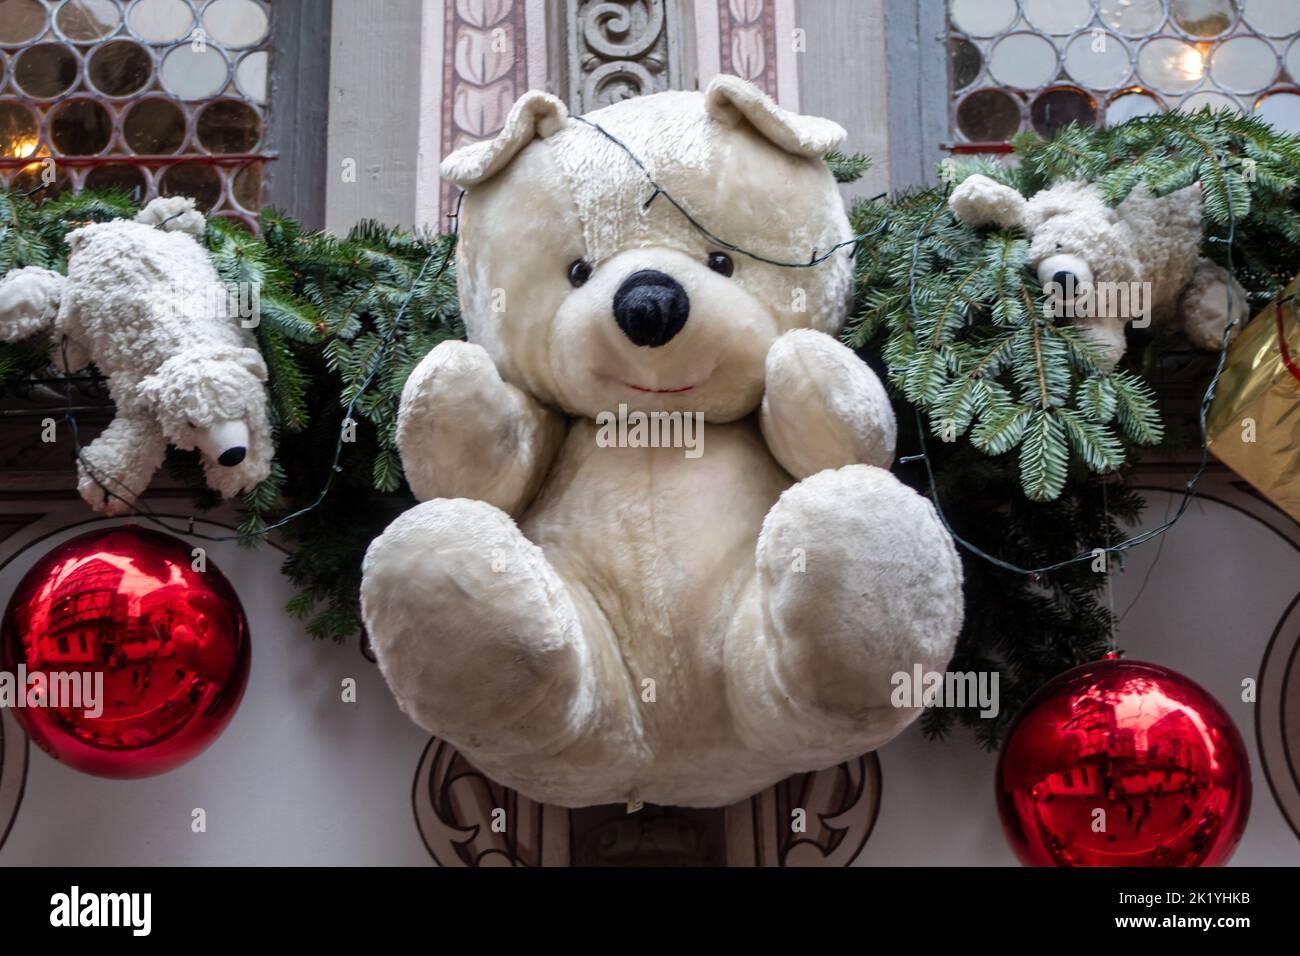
[847,109,1300,504]
[2,109,1299,745]
[0,189,461,641]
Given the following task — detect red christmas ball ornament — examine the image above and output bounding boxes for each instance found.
[996,658,1250,867]
[1,527,249,778]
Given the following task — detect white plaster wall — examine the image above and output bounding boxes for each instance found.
[0,505,433,866]
[860,486,1300,866]
[2,482,1297,865]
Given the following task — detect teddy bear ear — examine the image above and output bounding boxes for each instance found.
[440,90,569,188]
[135,196,206,238]
[704,75,847,158]
[947,173,1028,230]
[232,347,267,382]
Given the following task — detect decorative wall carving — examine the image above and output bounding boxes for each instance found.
[565,0,681,111]
[0,707,29,855]
[414,735,882,866]
[441,0,531,221]
[717,0,779,97]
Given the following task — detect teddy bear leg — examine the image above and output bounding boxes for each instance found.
[727,464,964,766]
[1179,257,1249,351]
[76,414,168,515]
[361,497,599,758]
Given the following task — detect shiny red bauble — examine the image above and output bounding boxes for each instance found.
[996,658,1250,867]
[1,527,249,778]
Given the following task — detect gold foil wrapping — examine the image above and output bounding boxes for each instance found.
[1206,277,1300,523]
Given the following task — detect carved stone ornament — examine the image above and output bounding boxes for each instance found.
[565,0,686,111]
[413,737,882,866]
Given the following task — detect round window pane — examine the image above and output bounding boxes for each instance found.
[123,97,186,153]
[128,0,194,43]
[950,0,1017,37]
[88,40,153,97]
[213,212,255,232]
[1254,91,1300,134]
[1210,36,1277,93]
[160,162,222,211]
[1180,90,1241,113]
[0,0,48,44]
[1286,38,1300,84]
[235,49,267,103]
[1031,87,1098,138]
[989,33,1059,89]
[1101,0,1165,36]
[1138,37,1206,93]
[160,44,228,99]
[49,98,114,155]
[85,163,147,200]
[956,88,1022,142]
[1171,0,1237,37]
[14,43,79,99]
[1023,0,1093,34]
[11,163,71,199]
[56,0,121,40]
[950,37,981,92]
[1065,32,1132,89]
[1107,91,1164,124]
[232,162,261,211]
[202,0,268,48]
[197,99,260,153]
[0,102,40,159]
[1242,0,1300,36]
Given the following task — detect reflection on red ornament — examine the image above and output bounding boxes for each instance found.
[996,658,1250,867]
[1,527,250,778]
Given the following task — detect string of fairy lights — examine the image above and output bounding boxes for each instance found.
[17,115,1253,571]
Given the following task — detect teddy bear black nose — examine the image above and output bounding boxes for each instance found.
[1053,270,1076,293]
[217,446,246,467]
[612,270,690,348]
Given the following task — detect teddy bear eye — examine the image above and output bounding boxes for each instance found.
[707,252,735,277]
[567,259,592,288]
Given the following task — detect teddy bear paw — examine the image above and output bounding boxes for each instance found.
[754,464,963,722]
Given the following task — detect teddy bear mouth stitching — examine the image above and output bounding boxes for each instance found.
[622,381,695,394]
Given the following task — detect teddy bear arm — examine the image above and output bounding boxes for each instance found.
[0,266,65,342]
[76,412,167,515]
[1178,257,1248,352]
[397,340,564,515]
[759,329,896,479]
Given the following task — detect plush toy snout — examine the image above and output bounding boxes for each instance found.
[1037,253,1094,303]
[612,269,691,348]
[195,419,250,467]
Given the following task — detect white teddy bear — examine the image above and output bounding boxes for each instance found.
[360,77,965,808]
[0,196,272,514]
[948,173,1247,364]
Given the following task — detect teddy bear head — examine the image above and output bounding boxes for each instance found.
[441,76,854,422]
[135,344,271,492]
[948,173,1143,300]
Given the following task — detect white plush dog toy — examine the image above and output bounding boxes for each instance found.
[361,77,964,808]
[0,196,272,514]
[948,173,1247,364]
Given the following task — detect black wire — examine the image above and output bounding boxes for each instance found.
[571,115,888,266]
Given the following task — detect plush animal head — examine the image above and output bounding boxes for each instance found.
[948,173,1144,363]
[441,76,854,422]
[136,344,271,492]
[948,174,1144,292]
